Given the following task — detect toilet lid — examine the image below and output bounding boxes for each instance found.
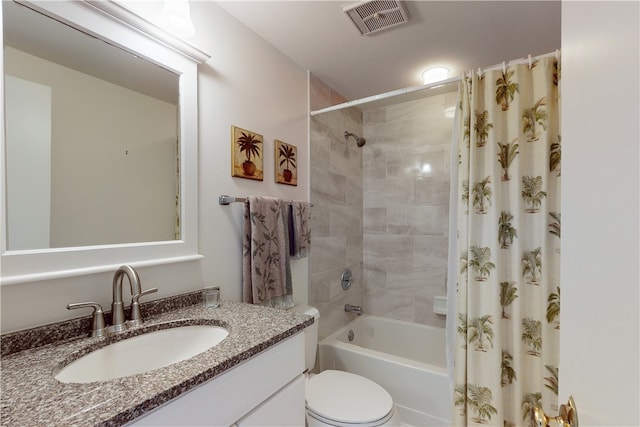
[306,370,393,425]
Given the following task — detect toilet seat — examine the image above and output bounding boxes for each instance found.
[306,370,394,427]
[306,408,394,427]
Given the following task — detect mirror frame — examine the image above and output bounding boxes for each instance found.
[0,0,209,285]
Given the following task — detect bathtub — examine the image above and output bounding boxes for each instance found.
[318,315,451,426]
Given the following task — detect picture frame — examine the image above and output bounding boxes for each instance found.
[275,140,297,186]
[231,125,263,181]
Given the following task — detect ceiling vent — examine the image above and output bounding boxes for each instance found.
[343,0,409,36]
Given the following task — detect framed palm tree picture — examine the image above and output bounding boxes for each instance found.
[275,140,297,186]
[231,125,263,180]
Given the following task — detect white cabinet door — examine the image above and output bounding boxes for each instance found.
[237,375,305,426]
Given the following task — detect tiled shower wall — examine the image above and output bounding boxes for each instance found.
[362,92,456,328]
[309,74,456,336]
[309,75,364,340]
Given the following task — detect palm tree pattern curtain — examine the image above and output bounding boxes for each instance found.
[453,56,561,426]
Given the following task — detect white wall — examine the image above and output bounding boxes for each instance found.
[560,1,639,425]
[0,1,309,333]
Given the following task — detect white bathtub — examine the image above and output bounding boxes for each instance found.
[318,315,451,426]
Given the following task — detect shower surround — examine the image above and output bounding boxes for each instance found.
[362,92,456,328]
[309,76,364,340]
[310,74,455,338]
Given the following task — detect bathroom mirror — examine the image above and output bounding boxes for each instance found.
[4,0,180,250]
[0,0,209,284]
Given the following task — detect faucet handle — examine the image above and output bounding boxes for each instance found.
[132,287,158,302]
[67,302,107,337]
[128,287,158,326]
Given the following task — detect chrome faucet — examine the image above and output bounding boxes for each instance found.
[111,265,157,332]
[344,304,363,315]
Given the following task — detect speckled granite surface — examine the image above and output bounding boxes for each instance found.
[0,298,313,427]
[1,291,204,356]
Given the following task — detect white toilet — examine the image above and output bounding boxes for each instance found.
[290,305,399,427]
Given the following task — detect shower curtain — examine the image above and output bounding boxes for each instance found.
[452,54,561,426]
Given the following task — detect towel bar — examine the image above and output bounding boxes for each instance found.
[218,195,246,205]
[219,195,312,207]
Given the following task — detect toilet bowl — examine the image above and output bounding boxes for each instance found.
[289,305,399,427]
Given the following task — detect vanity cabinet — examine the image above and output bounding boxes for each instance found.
[236,374,305,426]
[128,332,305,427]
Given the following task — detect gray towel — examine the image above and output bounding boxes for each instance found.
[289,201,311,259]
[242,196,293,308]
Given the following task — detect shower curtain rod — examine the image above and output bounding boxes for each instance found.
[310,50,560,117]
[310,76,461,116]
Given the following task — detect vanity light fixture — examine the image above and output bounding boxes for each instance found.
[421,66,450,85]
[156,0,196,38]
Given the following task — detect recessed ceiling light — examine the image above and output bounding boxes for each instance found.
[421,67,450,85]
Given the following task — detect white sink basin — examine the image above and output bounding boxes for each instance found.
[55,325,229,383]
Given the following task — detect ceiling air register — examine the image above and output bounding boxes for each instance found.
[343,0,409,36]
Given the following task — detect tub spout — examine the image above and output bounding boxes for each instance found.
[345,304,362,315]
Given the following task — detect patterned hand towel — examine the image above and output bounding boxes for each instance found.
[242,196,293,308]
[289,201,311,259]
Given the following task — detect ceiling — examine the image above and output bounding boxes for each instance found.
[216,1,561,103]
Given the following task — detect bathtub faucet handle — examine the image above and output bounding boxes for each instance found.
[345,304,363,315]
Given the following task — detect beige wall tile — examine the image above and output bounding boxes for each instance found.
[309,76,364,339]
[362,91,455,327]
[311,75,454,334]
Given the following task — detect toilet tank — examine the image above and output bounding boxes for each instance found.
[289,305,319,372]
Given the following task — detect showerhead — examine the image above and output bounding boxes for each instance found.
[344,131,366,147]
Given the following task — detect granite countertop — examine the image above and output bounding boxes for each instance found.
[0,299,313,427]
